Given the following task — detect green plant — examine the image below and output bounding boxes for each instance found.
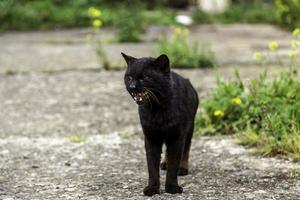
[141,9,176,26]
[115,5,143,43]
[4,69,17,76]
[275,0,300,30]
[69,134,87,143]
[158,26,216,68]
[0,1,175,32]
[195,70,245,135]
[193,1,276,25]
[0,0,90,31]
[87,7,111,70]
[195,30,300,160]
[192,8,214,24]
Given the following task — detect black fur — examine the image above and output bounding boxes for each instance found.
[122,53,199,196]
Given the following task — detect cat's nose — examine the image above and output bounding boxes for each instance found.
[129,81,137,89]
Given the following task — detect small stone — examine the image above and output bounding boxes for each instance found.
[65,187,76,192]
[254,190,267,194]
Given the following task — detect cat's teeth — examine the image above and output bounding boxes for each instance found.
[132,93,144,103]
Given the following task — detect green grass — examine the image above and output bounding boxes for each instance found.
[2,1,298,32]
[158,27,216,68]
[69,134,87,143]
[114,4,143,43]
[193,1,277,25]
[195,70,300,160]
[142,9,176,26]
[237,129,300,159]
[0,0,176,32]
[275,0,300,30]
[195,29,300,160]
[4,69,17,76]
[193,1,300,30]
[0,0,90,31]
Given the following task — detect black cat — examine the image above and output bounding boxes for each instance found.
[122,53,199,196]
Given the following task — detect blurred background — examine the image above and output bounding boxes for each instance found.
[0,0,298,31]
[0,0,298,71]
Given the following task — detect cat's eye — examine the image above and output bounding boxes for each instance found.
[127,76,133,81]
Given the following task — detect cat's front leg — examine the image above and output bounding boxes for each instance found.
[143,138,162,196]
[165,136,184,194]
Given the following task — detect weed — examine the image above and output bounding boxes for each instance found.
[0,1,175,31]
[195,29,300,160]
[193,1,277,25]
[120,132,130,139]
[158,26,216,68]
[275,0,300,30]
[5,69,17,76]
[115,5,143,43]
[69,134,87,143]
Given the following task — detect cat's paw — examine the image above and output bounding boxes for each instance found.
[165,185,183,194]
[160,162,167,170]
[143,185,160,196]
[178,167,188,176]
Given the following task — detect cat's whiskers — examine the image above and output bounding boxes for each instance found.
[147,91,160,104]
[147,86,164,98]
[145,86,161,94]
[111,89,129,98]
[145,93,153,109]
[144,87,160,104]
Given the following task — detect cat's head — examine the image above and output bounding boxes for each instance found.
[121,52,171,105]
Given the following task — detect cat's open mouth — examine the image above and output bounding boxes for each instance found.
[131,91,148,104]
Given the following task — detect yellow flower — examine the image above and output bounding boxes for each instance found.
[252,52,261,61]
[292,28,300,37]
[289,50,298,59]
[291,40,300,49]
[231,97,242,105]
[173,26,189,36]
[88,7,101,18]
[268,41,279,51]
[173,27,182,35]
[92,19,102,29]
[214,110,224,117]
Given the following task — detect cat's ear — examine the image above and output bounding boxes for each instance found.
[121,52,136,65]
[154,54,170,73]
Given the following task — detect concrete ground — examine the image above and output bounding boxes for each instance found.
[0,25,299,200]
